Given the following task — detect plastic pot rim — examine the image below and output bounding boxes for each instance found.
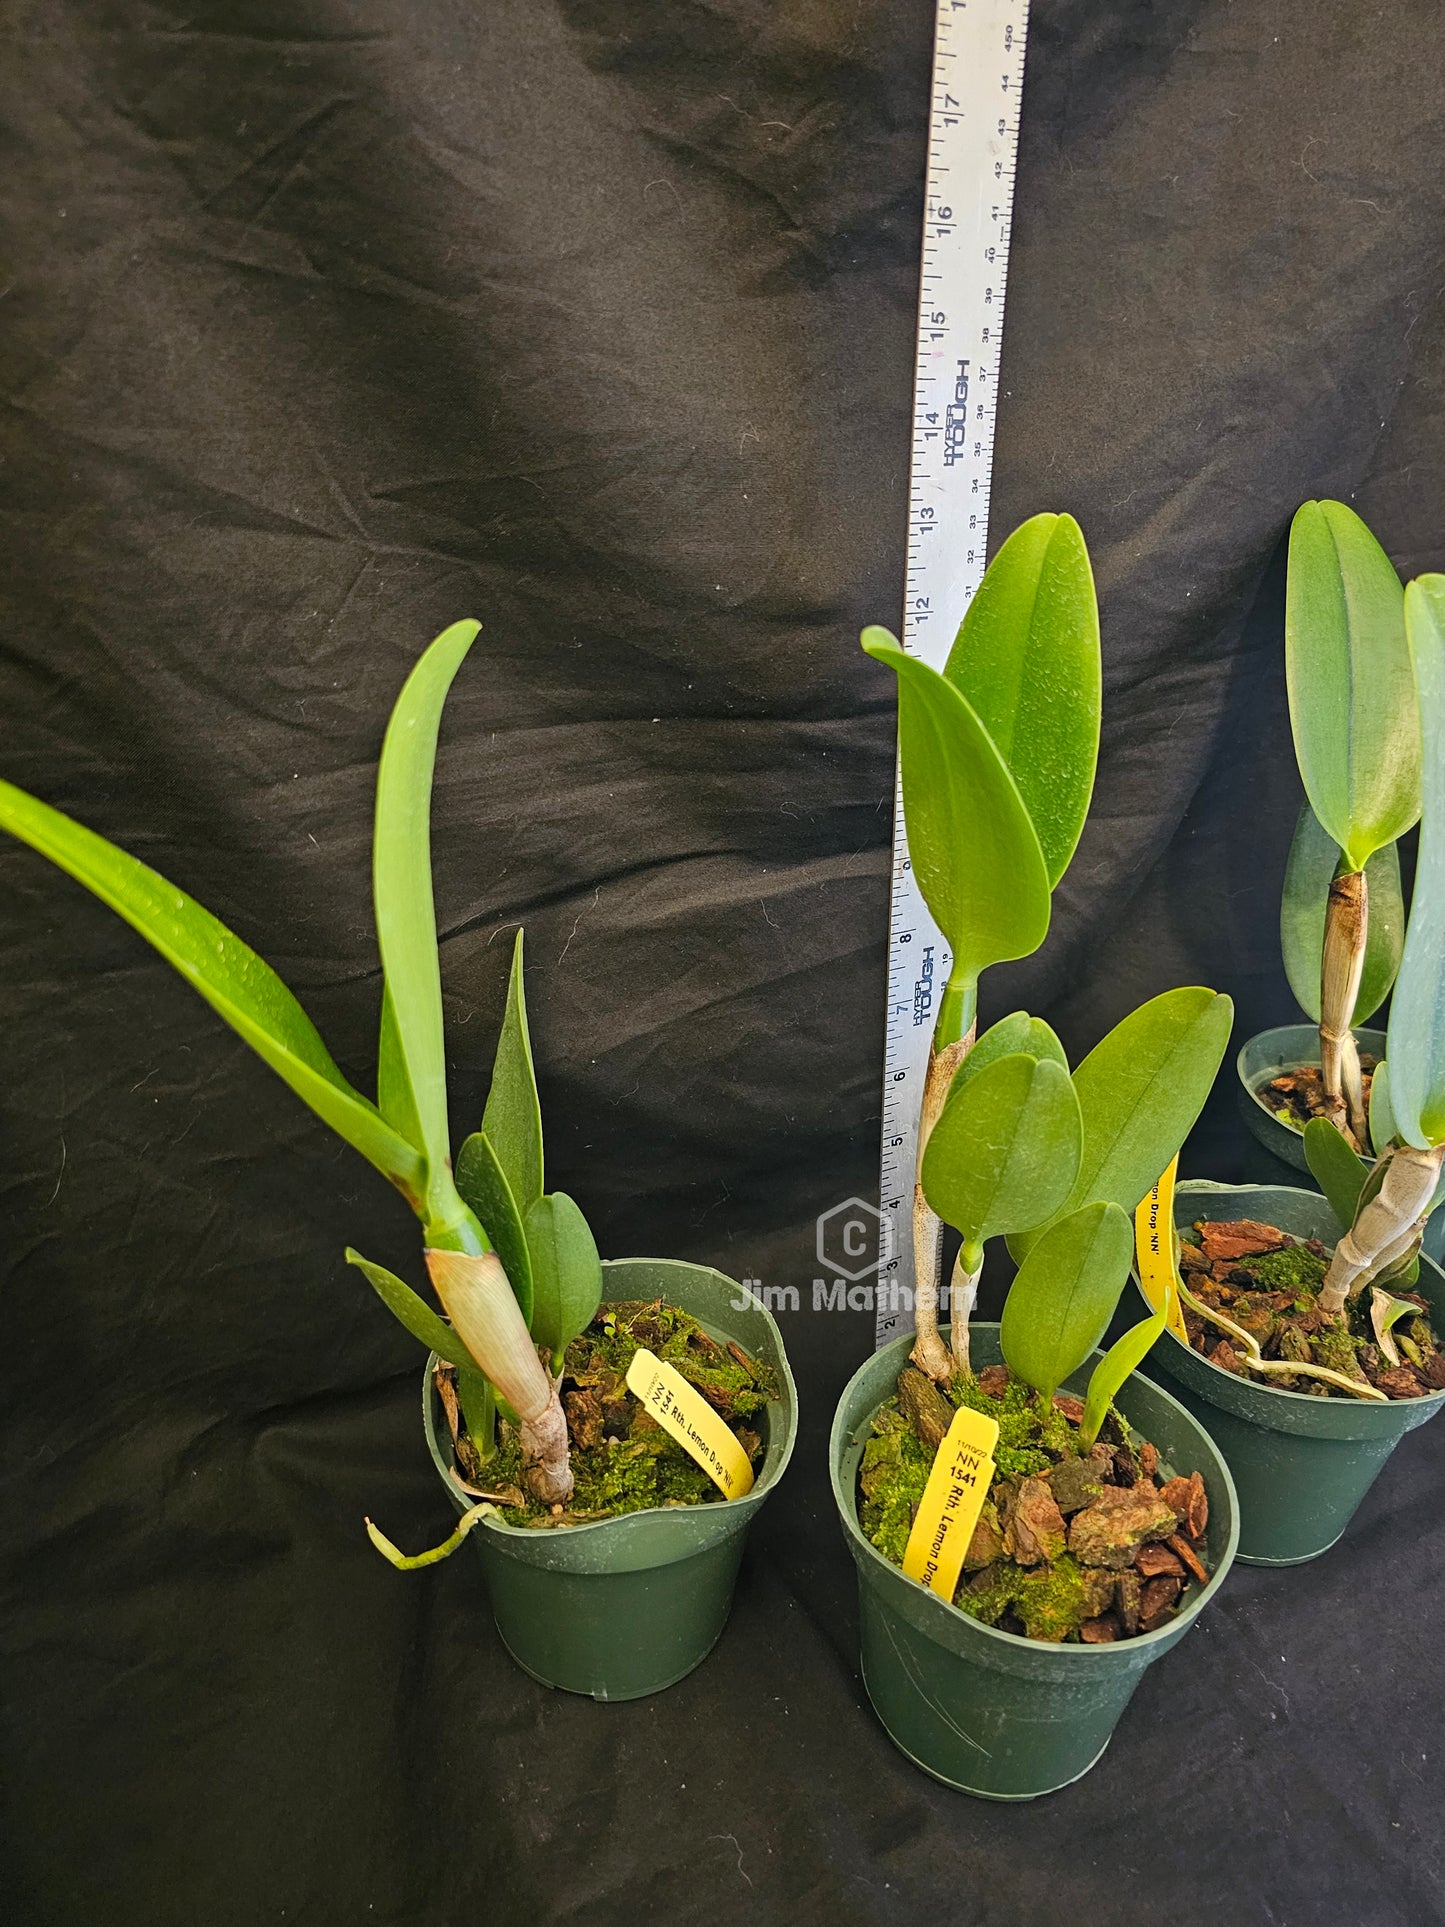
[422,1253,798,1546]
[830,1327,1240,1666]
[1143,1178,1445,1425]
[1236,1022,1387,1147]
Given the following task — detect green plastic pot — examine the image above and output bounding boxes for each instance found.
[424,1256,797,1701]
[1131,1181,1445,1566]
[1235,1027,1445,1264]
[1235,1023,1385,1178]
[830,1327,1238,1800]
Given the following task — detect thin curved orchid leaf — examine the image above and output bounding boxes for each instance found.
[378,984,426,1152]
[373,618,481,1225]
[1369,1286,1421,1366]
[861,632,1050,1005]
[1286,501,1418,873]
[1280,804,1404,1025]
[1080,1294,1169,1449]
[345,1255,495,1449]
[1364,1065,1445,1228]
[1000,1201,1134,1401]
[1375,1250,1422,1292]
[481,929,544,1214]
[0,777,426,1206]
[944,512,1101,888]
[922,1053,1081,1245]
[1388,578,1445,1148]
[1369,1058,1399,1154]
[345,1247,471,1369]
[1302,1117,1370,1233]
[454,1131,534,1324]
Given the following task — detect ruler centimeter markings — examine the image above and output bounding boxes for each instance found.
[875,0,1032,1346]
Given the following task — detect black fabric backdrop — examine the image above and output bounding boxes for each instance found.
[4,3,1445,1921]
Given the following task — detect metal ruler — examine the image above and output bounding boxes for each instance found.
[875,0,1032,1346]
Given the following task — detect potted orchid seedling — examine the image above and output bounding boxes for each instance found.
[829,517,1239,1800]
[0,622,796,1700]
[1137,572,1445,1565]
[1237,501,1417,1176]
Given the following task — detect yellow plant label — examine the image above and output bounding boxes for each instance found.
[901,1404,1000,1601]
[1135,1155,1191,1341]
[624,1349,756,1499]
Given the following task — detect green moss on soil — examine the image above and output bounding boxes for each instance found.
[857,1362,1203,1644]
[950,1372,1071,1479]
[458,1298,777,1528]
[960,1554,1113,1643]
[571,1300,773,1418]
[1239,1241,1329,1305]
[859,1410,934,1564]
[1311,1318,1371,1384]
[1185,1220,1444,1396]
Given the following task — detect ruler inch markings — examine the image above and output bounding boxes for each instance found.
[874,0,1031,1348]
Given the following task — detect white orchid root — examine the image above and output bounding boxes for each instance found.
[1175,1276,1387,1402]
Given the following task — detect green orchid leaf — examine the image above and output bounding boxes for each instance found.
[1377,1252,1422,1291]
[1014,1016,1068,1070]
[454,1130,535,1324]
[373,619,481,1224]
[347,1246,502,1453]
[453,1368,498,1461]
[1388,577,1445,1148]
[524,1191,603,1360]
[948,1011,1068,1102]
[943,512,1101,887]
[959,1010,1034,1069]
[1302,1116,1371,1232]
[1369,1057,1399,1154]
[1080,1296,1169,1449]
[861,632,1050,1011]
[0,777,426,1206]
[999,1201,1135,1401]
[1280,804,1404,1025]
[1286,501,1418,873]
[345,1247,471,1368]
[1011,988,1234,1258]
[1369,1286,1422,1366]
[922,1053,1081,1245]
[1362,1064,1445,1228]
[377,984,426,1151]
[481,929,544,1215]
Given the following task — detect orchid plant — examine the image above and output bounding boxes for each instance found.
[1282,501,1418,1151]
[1302,574,1445,1321]
[863,512,1101,1379]
[920,990,1230,1434]
[0,623,603,1508]
[866,514,1232,1400]
[1173,568,1445,1403]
